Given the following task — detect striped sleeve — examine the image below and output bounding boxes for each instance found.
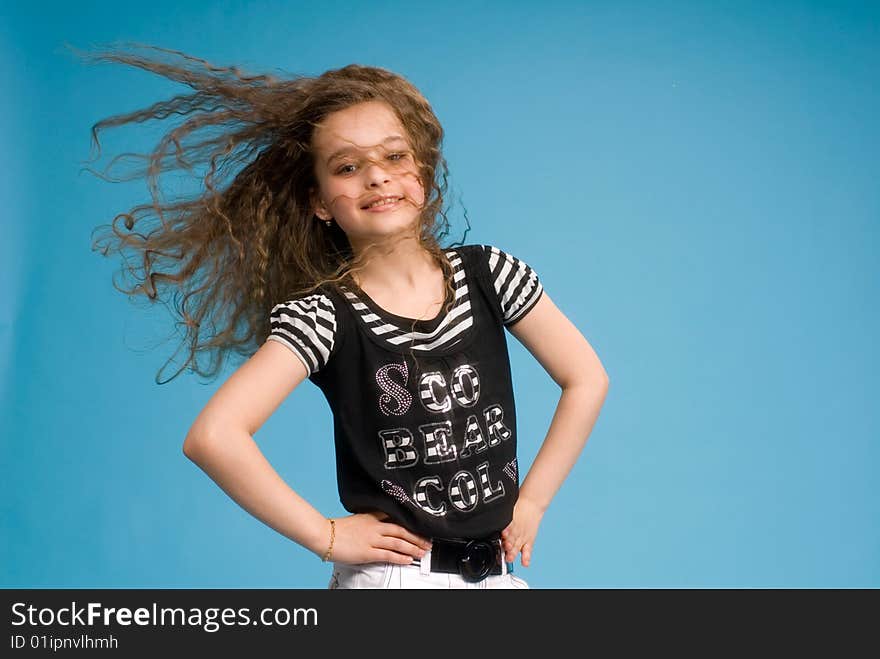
[266,294,338,376]
[482,245,544,326]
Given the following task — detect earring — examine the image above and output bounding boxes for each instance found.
[325,219,332,227]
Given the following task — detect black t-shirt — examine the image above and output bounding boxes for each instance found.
[266,244,544,540]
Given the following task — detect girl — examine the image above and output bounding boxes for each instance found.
[84,44,610,589]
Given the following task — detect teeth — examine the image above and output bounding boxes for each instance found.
[366,197,400,209]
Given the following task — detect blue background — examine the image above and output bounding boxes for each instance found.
[2,0,877,588]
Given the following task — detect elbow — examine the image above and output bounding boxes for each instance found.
[588,348,610,389]
[182,426,215,461]
[559,351,609,389]
[595,367,610,391]
[563,367,609,393]
[182,412,225,459]
[588,373,610,394]
[182,433,201,460]
[557,339,609,390]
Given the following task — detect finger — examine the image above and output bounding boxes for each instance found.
[380,522,433,550]
[379,535,430,559]
[522,544,532,567]
[374,549,416,565]
[505,539,519,562]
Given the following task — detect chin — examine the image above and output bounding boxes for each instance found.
[366,210,418,227]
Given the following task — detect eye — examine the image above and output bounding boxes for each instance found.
[334,152,407,175]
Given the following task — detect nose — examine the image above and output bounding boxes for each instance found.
[363,158,393,187]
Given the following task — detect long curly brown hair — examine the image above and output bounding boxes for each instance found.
[76,43,470,384]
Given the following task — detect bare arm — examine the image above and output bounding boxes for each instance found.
[185,425,333,555]
[182,340,329,556]
[499,291,609,565]
[182,339,432,565]
[507,291,610,513]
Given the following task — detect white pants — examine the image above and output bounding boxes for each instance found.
[328,547,531,589]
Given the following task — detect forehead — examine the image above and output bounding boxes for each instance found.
[312,100,408,155]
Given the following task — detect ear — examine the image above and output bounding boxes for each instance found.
[310,188,331,221]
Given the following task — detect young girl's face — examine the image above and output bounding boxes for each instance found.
[310,100,426,243]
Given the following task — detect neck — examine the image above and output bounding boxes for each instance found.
[349,233,441,293]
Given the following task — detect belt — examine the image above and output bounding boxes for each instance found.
[413,533,505,583]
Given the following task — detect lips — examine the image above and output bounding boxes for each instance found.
[361,195,404,210]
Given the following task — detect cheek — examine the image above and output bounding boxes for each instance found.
[324,181,358,206]
[408,176,427,205]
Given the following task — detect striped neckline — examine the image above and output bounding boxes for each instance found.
[339,249,474,352]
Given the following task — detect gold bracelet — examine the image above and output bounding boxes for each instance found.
[321,518,336,562]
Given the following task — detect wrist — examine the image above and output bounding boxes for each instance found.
[518,490,549,515]
[320,518,336,562]
[303,514,334,559]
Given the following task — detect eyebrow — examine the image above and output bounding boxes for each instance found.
[325,135,409,166]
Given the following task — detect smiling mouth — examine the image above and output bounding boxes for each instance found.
[362,196,404,210]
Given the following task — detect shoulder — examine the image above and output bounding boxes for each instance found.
[443,243,482,264]
[443,243,519,273]
[474,243,545,327]
[266,292,339,377]
[477,243,535,270]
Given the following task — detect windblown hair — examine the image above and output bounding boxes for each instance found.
[77,43,469,384]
